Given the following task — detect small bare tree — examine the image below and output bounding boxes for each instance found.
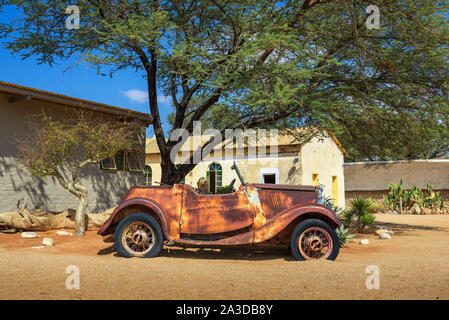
[17,110,142,236]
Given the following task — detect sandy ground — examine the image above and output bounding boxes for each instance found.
[0,214,448,300]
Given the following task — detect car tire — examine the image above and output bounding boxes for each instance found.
[290,218,340,261]
[114,212,164,258]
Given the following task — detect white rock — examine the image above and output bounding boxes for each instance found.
[375,229,389,235]
[359,239,370,245]
[379,232,391,239]
[32,246,44,250]
[21,232,37,239]
[56,231,73,236]
[41,238,55,246]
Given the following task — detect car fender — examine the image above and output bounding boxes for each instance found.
[253,203,341,243]
[97,197,169,238]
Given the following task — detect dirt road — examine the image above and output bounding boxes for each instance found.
[0,214,448,299]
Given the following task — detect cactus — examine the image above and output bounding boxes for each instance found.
[384,180,443,213]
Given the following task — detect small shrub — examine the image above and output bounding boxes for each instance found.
[215,186,235,194]
[350,197,374,218]
[368,201,387,213]
[357,212,376,232]
[349,197,376,232]
[324,196,345,217]
[340,210,355,228]
[335,225,354,248]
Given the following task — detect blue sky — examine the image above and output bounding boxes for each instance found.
[0,5,173,138]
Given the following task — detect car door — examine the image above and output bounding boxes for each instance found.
[179,185,254,235]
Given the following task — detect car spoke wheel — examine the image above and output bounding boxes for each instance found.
[298,227,333,260]
[122,222,155,257]
[290,218,340,261]
[114,213,164,258]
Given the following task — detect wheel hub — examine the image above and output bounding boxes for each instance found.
[132,230,148,245]
[307,236,324,252]
[121,222,155,256]
[298,226,333,260]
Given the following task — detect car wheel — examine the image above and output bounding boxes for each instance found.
[114,212,164,258]
[290,219,340,261]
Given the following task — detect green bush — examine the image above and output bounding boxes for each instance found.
[215,186,235,194]
[335,225,354,248]
[349,197,376,232]
[357,212,376,231]
[340,210,355,227]
[350,197,374,218]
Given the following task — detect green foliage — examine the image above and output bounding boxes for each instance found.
[17,111,139,191]
[348,197,376,232]
[350,197,374,219]
[215,186,235,194]
[384,180,444,211]
[340,210,355,228]
[384,179,405,211]
[323,196,344,216]
[2,0,449,182]
[335,225,354,248]
[357,212,376,231]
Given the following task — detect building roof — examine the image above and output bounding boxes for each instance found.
[146,127,348,156]
[0,81,152,124]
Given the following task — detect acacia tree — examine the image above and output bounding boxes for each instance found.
[1,0,448,182]
[17,111,141,235]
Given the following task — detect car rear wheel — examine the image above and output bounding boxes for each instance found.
[114,213,164,258]
[290,219,340,261]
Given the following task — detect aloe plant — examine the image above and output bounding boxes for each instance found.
[335,225,354,248]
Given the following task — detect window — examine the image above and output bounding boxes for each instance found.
[259,168,279,184]
[114,151,126,170]
[263,174,276,184]
[332,176,338,207]
[100,157,116,170]
[144,165,152,185]
[312,173,319,187]
[100,150,142,172]
[207,162,222,194]
[127,151,142,172]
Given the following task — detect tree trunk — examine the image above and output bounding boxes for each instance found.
[74,193,88,236]
[160,158,179,185]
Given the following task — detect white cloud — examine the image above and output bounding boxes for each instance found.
[157,95,171,104]
[120,89,148,103]
[120,89,171,105]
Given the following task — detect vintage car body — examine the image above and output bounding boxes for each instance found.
[98,165,341,261]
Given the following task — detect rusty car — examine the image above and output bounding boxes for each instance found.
[98,162,341,260]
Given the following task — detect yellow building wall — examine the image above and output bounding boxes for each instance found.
[300,136,345,208]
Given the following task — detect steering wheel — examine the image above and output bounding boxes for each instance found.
[227,178,236,193]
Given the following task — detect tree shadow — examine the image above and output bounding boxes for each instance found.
[372,220,448,235]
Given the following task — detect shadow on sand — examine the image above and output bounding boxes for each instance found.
[97,244,296,261]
